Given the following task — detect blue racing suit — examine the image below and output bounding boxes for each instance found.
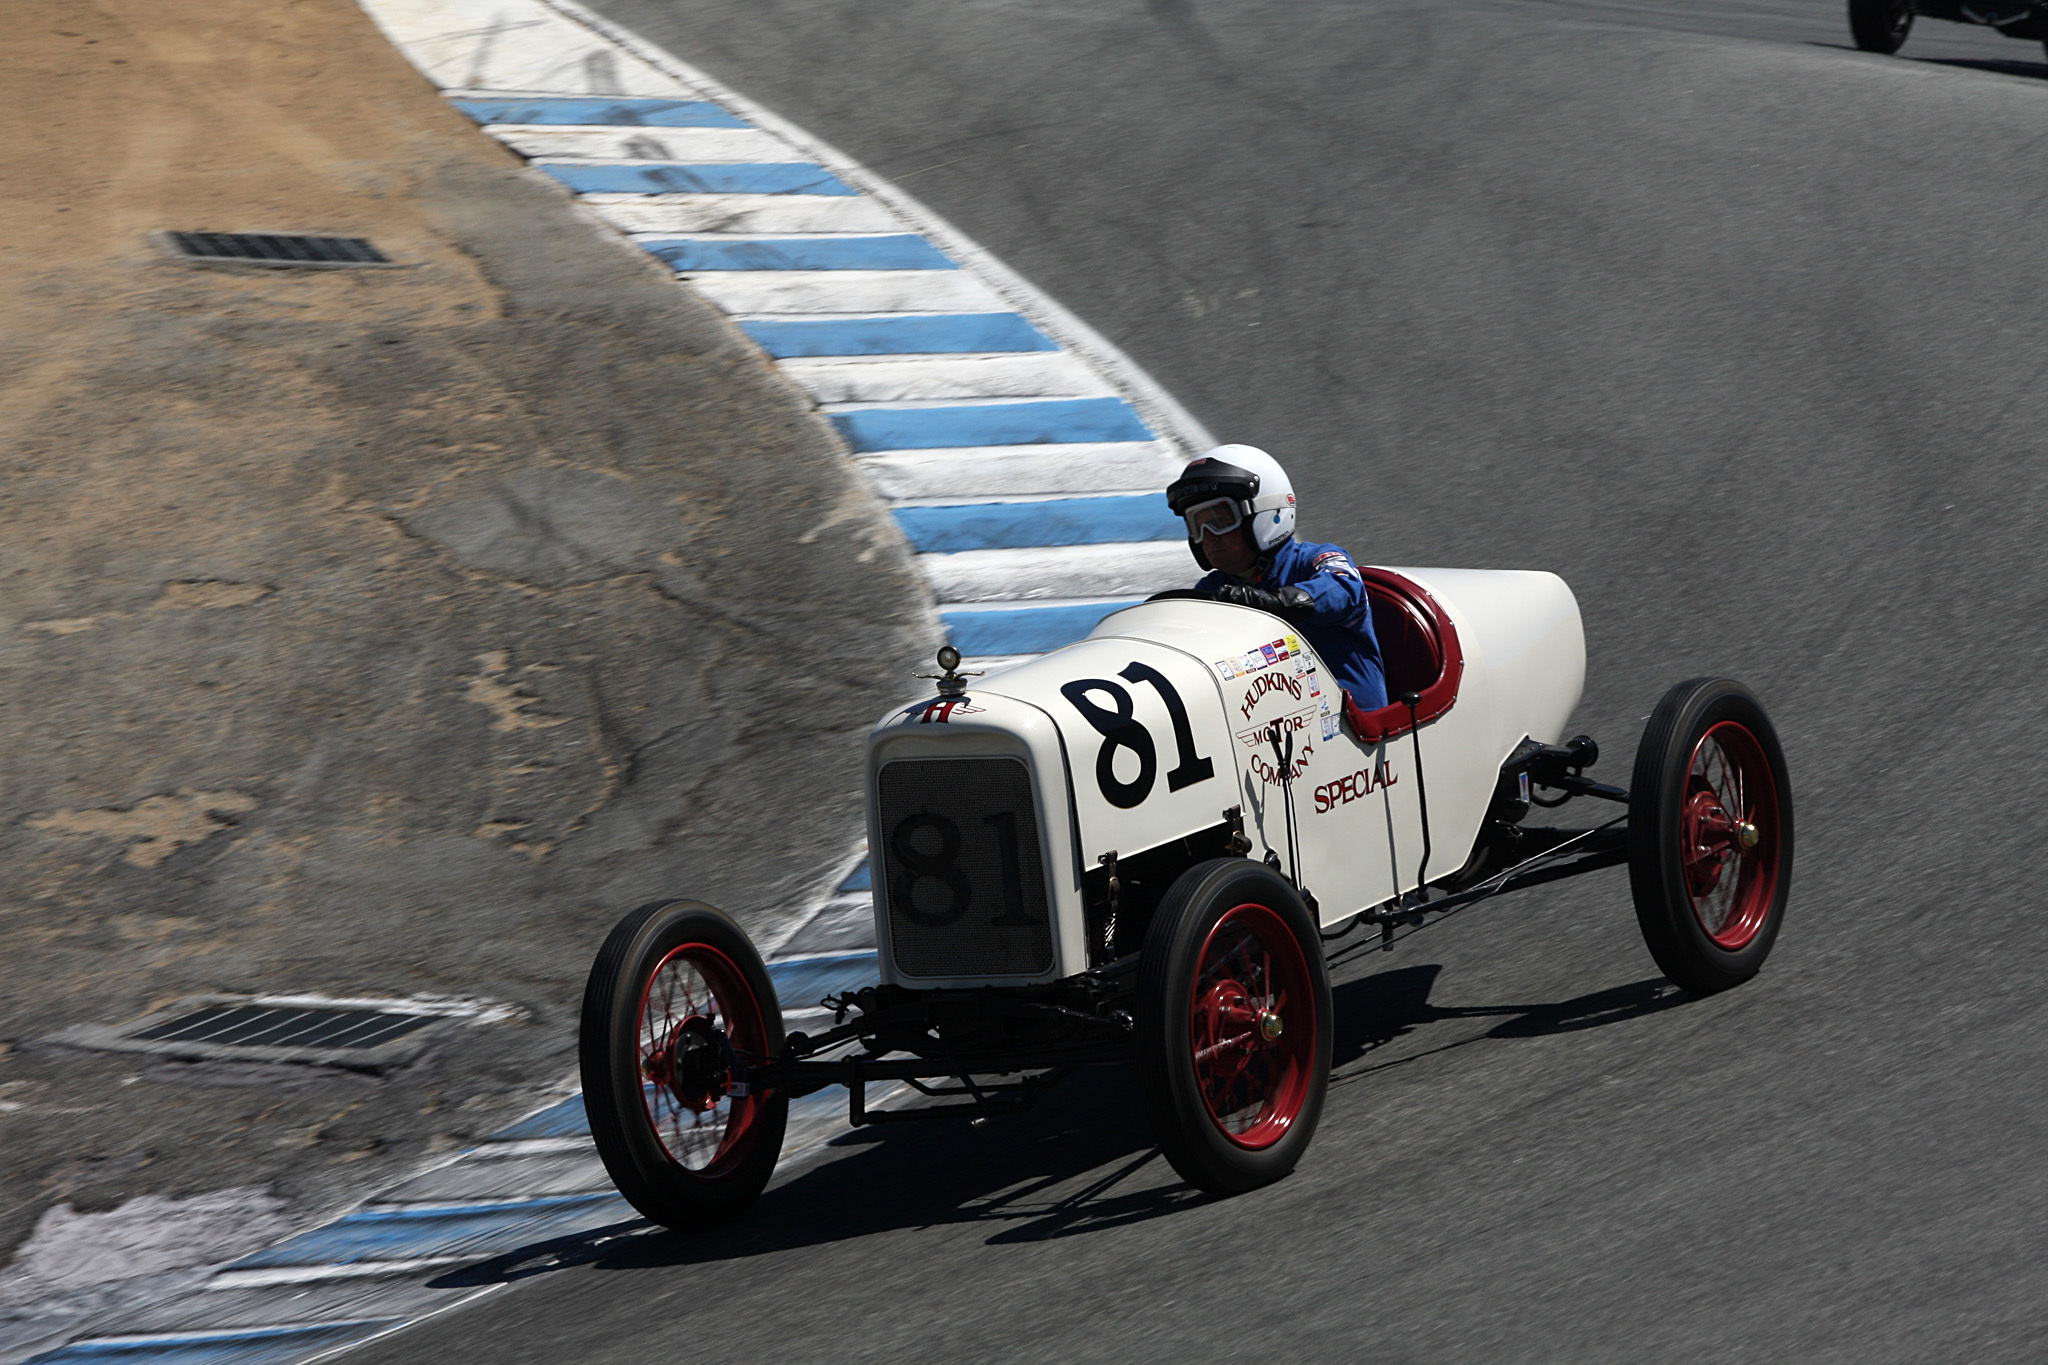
[1198,538,1388,710]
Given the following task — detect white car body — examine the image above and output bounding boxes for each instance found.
[865,567,1585,989]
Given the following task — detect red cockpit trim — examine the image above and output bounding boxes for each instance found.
[1342,568,1465,744]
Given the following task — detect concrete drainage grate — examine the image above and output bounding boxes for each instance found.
[152,231,403,269]
[50,994,518,1072]
[130,1004,434,1051]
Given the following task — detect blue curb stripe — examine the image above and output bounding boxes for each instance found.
[539,163,857,196]
[832,398,1152,453]
[31,1321,400,1365]
[940,600,1140,656]
[893,494,1182,553]
[647,235,957,272]
[450,97,749,128]
[228,1193,631,1269]
[489,1095,587,1141]
[739,313,1055,358]
[837,860,870,893]
[767,952,879,1007]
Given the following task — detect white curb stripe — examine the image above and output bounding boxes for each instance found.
[779,353,1110,405]
[587,194,905,235]
[687,269,1009,315]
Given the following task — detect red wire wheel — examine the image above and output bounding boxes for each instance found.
[580,900,788,1229]
[1137,859,1332,1195]
[635,943,770,1174]
[1629,679,1794,995]
[1188,904,1318,1149]
[1679,721,1784,950]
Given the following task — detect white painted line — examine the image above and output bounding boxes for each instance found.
[855,441,1187,500]
[488,126,788,160]
[921,541,1193,605]
[778,353,1109,404]
[472,1136,592,1156]
[685,269,1007,315]
[354,0,695,97]
[206,1260,468,1290]
[586,194,902,235]
[819,394,1126,414]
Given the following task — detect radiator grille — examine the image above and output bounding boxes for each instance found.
[877,757,1053,978]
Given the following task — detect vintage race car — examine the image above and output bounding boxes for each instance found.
[1848,0,2048,59]
[579,567,1793,1227]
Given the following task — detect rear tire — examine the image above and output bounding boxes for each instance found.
[1628,679,1793,996]
[1848,0,1913,52]
[579,900,788,1229]
[1135,859,1332,1195]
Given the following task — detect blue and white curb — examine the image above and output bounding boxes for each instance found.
[360,0,1213,667]
[19,1,1215,1358]
[16,864,885,1365]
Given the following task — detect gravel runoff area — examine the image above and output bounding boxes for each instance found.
[0,0,930,1318]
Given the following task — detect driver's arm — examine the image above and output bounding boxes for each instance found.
[1210,549,1364,623]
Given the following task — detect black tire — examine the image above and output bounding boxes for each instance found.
[1134,858,1332,1195]
[1628,679,1793,996]
[1849,0,1913,53]
[579,899,788,1229]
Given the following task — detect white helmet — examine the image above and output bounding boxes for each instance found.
[1165,444,1297,568]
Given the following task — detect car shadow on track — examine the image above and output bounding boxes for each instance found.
[1805,41,2048,81]
[1327,963,1687,1085]
[428,965,1686,1282]
[1915,57,2048,79]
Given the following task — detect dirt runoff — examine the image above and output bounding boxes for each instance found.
[0,0,928,1286]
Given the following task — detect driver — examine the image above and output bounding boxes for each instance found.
[1166,445,1388,711]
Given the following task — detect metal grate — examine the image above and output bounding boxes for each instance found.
[156,232,399,268]
[877,757,1052,979]
[130,1004,432,1050]
[44,993,497,1071]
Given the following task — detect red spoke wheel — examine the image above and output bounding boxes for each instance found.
[1136,859,1331,1195]
[580,900,787,1229]
[1629,678,1794,995]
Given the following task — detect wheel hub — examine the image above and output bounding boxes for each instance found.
[644,1014,731,1114]
[1681,780,1738,898]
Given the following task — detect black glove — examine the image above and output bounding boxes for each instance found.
[1208,582,1314,619]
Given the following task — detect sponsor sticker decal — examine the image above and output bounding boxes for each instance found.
[1214,657,1242,680]
[1259,643,1278,666]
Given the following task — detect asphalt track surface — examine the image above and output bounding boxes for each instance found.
[356,2,2048,1360]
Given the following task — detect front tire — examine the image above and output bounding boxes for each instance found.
[1135,859,1332,1195]
[1848,0,1913,53]
[579,900,788,1230]
[1628,679,1793,996]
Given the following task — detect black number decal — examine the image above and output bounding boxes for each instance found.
[890,813,971,926]
[984,810,1036,925]
[1119,662,1215,792]
[1060,678,1157,809]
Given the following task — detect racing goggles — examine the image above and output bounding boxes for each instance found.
[1181,496,1244,541]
